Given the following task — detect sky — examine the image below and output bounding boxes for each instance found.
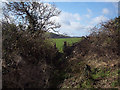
[49,2,118,37]
[0,1,119,37]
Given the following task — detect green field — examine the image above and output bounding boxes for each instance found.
[52,38,82,52]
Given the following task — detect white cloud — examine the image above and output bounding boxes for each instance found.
[1,0,119,2]
[41,0,119,2]
[50,11,81,25]
[1,1,113,37]
[85,14,91,18]
[85,8,92,18]
[50,11,110,36]
[50,11,93,36]
[90,15,109,25]
[102,8,109,15]
[1,0,8,3]
[87,8,92,14]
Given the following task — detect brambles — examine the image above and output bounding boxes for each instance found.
[2,22,58,88]
[59,16,120,88]
[2,1,61,88]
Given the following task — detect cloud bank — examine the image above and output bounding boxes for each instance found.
[102,8,109,15]
[50,10,109,36]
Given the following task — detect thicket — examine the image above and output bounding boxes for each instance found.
[59,16,120,88]
[2,21,60,88]
[73,16,120,58]
[2,2,62,88]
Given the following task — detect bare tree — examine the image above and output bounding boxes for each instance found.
[3,2,61,34]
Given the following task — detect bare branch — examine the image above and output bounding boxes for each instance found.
[4,2,61,34]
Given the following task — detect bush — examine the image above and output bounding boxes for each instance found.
[2,22,58,88]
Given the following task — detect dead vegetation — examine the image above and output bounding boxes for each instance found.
[2,2,61,88]
[2,1,120,89]
[59,16,120,89]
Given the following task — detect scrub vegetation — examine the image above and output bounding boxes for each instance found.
[2,1,120,89]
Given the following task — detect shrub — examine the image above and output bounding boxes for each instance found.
[2,22,58,88]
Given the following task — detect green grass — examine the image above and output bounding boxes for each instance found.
[91,68,111,80]
[52,38,82,52]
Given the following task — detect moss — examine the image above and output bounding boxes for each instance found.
[91,68,111,80]
[106,38,112,44]
[111,81,119,87]
[78,62,81,65]
[76,84,80,88]
[81,79,93,88]
[118,69,120,74]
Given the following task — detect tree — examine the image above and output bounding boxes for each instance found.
[2,1,62,88]
[3,2,61,35]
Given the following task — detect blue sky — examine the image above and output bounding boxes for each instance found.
[0,1,118,37]
[49,2,118,37]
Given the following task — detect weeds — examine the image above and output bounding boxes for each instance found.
[111,81,119,87]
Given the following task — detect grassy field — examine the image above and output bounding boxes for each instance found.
[52,38,82,52]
